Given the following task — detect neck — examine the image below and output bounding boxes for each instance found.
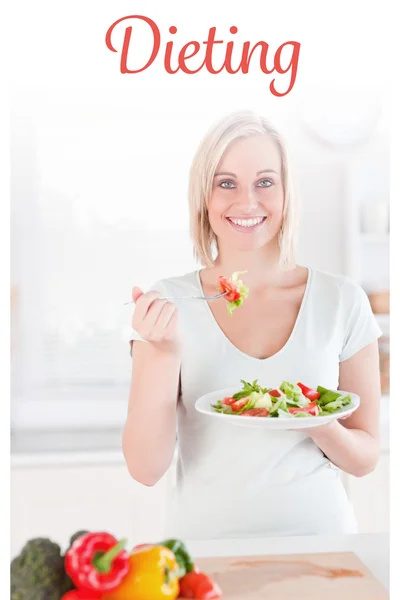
[213,243,288,288]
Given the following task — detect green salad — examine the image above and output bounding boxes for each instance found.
[211,380,352,418]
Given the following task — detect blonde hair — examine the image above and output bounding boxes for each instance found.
[188,110,299,270]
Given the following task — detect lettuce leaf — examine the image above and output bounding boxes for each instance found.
[226,271,249,315]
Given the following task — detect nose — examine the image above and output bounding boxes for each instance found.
[236,187,258,213]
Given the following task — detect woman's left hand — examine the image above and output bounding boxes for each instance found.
[290,417,351,436]
[290,412,352,435]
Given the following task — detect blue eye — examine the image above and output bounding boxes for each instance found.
[219,181,236,189]
[258,179,273,188]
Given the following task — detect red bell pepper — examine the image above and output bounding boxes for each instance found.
[179,571,222,599]
[65,532,129,593]
[297,382,320,401]
[268,389,281,398]
[62,591,102,600]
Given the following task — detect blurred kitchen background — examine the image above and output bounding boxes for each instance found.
[10,80,390,556]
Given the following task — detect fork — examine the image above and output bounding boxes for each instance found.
[123,291,227,306]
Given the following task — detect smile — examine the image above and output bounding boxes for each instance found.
[226,216,267,231]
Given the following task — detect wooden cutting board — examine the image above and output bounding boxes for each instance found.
[191,551,388,599]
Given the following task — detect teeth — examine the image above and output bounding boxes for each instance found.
[230,217,264,227]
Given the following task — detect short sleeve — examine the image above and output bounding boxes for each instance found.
[128,280,168,347]
[339,278,382,362]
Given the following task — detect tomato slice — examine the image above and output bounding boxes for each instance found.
[228,290,241,302]
[268,389,281,398]
[288,402,319,416]
[304,391,320,401]
[218,276,241,302]
[297,382,320,400]
[231,397,250,412]
[222,397,236,405]
[241,408,269,417]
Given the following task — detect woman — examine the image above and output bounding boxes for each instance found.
[124,111,382,539]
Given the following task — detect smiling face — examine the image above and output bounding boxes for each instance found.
[208,134,284,254]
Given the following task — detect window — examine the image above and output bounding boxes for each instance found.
[11,89,202,428]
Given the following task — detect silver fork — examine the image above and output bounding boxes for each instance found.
[123,291,227,306]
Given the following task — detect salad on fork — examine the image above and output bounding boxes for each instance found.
[217,271,249,316]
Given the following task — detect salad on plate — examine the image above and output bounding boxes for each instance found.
[211,379,352,419]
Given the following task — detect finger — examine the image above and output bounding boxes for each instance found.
[132,286,144,303]
[140,298,168,335]
[154,302,177,332]
[164,305,179,335]
[133,291,162,323]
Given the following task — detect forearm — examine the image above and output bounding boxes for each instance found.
[122,344,180,486]
[309,421,380,477]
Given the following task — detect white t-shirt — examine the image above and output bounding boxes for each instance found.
[130,267,382,539]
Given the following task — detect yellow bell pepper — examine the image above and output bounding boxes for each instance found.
[102,545,180,600]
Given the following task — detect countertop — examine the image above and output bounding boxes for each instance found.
[11,395,390,467]
[186,532,389,591]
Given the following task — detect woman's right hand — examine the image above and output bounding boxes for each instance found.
[131,286,181,354]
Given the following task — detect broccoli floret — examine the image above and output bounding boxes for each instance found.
[11,537,74,600]
[68,530,89,548]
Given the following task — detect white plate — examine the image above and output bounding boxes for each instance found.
[195,387,360,430]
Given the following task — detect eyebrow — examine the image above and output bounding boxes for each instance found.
[214,169,279,178]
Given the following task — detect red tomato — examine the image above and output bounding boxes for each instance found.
[179,572,199,598]
[222,397,236,405]
[268,389,281,397]
[179,572,222,599]
[297,382,320,400]
[288,402,319,416]
[218,276,241,302]
[195,575,222,599]
[231,397,250,412]
[133,543,152,551]
[241,408,270,417]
